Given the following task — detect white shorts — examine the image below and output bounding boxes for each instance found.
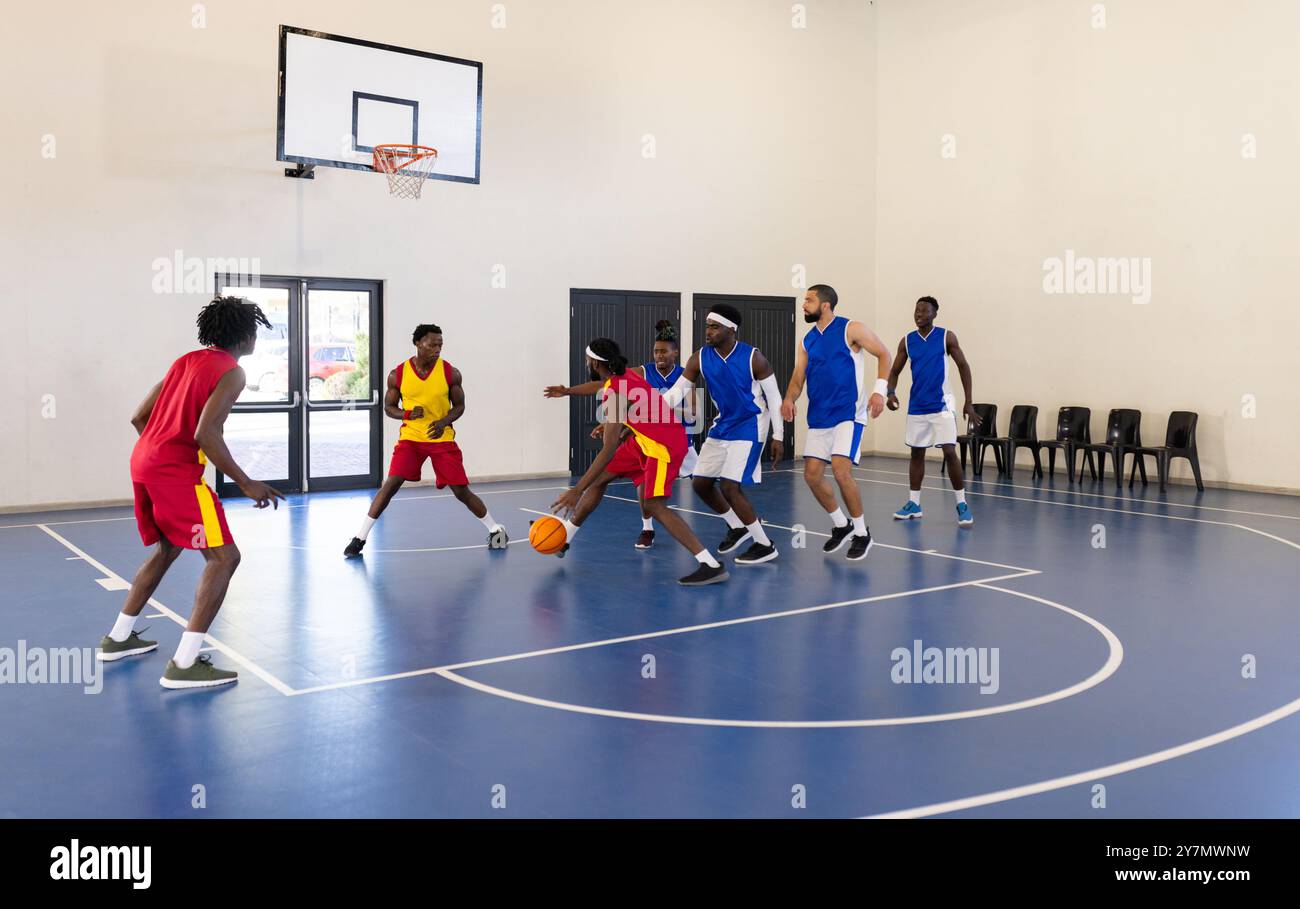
[694,435,764,485]
[906,411,959,448]
[804,420,866,464]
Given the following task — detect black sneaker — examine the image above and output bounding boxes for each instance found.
[735,542,778,565]
[846,531,874,561]
[487,527,509,549]
[822,524,853,554]
[679,563,729,585]
[635,530,655,550]
[717,526,751,554]
[343,537,366,557]
[554,543,570,559]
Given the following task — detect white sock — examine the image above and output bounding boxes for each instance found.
[479,511,502,532]
[642,517,654,531]
[357,516,377,540]
[720,508,745,530]
[828,507,848,529]
[909,490,921,506]
[852,514,867,535]
[108,611,137,643]
[954,489,967,505]
[173,631,205,669]
[694,549,720,568]
[562,519,581,542]
[747,520,772,547]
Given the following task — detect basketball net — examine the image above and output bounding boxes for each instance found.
[372,144,439,200]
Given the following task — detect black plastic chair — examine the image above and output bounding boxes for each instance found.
[1128,411,1204,492]
[982,405,1042,478]
[956,404,1003,476]
[1038,406,1097,483]
[1078,409,1143,488]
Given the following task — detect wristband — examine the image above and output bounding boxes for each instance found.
[874,378,890,397]
[403,410,412,420]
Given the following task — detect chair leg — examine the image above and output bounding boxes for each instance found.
[1031,445,1043,479]
[1004,441,1015,478]
[1112,447,1123,488]
[1189,452,1204,492]
[1158,452,1168,492]
[959,440,968,474]
[993,441,1006,475]
[1085,449,1098,481]
[1137,453,1148,486]
[1095,450,1105,485]
[1047,447,1057,480]
[1128,453,1138,489]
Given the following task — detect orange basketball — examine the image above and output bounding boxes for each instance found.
[528,516,568,555]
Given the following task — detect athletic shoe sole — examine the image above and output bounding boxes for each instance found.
[957,518,974,526]
[679,570,730,586]
[735,549,779,566]
[846,538,875,561]
[717,533,752,554]
[823,532,853,554]
[893,512,923,520]
[159,675,238,690]
[97,643,158,662]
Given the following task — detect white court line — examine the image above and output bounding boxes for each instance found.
[280,539,527,554]
[34,524,295,696]
[589,496,1037,573]
[853,464,1300,522]
[287,569,1039,696]
[283,485,572,508]
[847,473,1300,553]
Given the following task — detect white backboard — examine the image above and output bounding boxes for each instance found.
[277,26,482,183]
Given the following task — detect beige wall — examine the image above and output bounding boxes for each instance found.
[0,0,876,509]
[871,0,1300,491]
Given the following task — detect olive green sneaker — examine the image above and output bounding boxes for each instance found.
[97,629,158,662]
[160,654,238,689]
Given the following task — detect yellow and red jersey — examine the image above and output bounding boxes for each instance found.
[602,369,687,461]
[130,348,239,485]
[397,357,456,443]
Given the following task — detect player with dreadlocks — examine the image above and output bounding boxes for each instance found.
[100,295,285,689]
[544,319,698,549]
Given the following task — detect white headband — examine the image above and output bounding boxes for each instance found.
[585,345,607,362]
[706,312,737,330]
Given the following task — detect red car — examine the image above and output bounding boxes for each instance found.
[274,344,358,396]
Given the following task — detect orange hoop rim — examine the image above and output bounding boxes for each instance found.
[372,143,439,171]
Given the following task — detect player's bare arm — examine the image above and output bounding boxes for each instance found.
[846,321,892,419]
[552,391,626,517]
[429,366,465,439]
[546,365,645,398]
[886,336,909,411]
[130,381,164,436]
[945,330,979,427]
[385,367,423,421]
[194,367,285,509]
[781,345,808,423]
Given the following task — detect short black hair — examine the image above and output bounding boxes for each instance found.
[654,319,678,348]
[587,337,628,375]
[196,295,271,349]
[809,284,838,309]
[708,303,742,328]
[412,323,442,344]
[917,296,939,314]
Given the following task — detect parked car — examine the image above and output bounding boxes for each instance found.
[274,343,358,397]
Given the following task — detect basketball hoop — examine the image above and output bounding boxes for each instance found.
[372,144,438,199]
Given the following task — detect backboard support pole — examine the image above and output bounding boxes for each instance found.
[284,163,316,179]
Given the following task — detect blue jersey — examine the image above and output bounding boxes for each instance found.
[803,316,868,429]
[642,362,695,430]
[700,342,763,442]
[905,326,949,415]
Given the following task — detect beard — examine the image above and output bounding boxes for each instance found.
[589,367,601,382]
[803,311,821,323]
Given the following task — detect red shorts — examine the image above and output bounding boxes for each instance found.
[389,440,469,487]
[132,481,234,550]
[606,436,684,498]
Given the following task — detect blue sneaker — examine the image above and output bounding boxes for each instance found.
[956,502,974,526]
[894,501,923,520]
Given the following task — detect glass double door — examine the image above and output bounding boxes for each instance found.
[212,274,383,496]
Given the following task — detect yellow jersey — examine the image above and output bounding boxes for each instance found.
[397,357,456,443]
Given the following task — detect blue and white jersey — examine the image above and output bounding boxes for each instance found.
[642,362,695,431]
[905,326,950,416]
[803,316,868,429]
[700,342,764,442]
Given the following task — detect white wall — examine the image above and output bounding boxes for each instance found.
[0,0,876,509]
[871,0,1300,491]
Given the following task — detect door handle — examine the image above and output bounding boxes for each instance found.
[235,390,301,411]
[304,389,380,410]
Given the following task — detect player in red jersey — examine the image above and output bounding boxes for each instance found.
[99,296,284,689]
[548,338,727,585]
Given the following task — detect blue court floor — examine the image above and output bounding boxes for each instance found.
[2,455,1299,818]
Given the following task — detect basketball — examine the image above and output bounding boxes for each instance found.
[528,516,567,554]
